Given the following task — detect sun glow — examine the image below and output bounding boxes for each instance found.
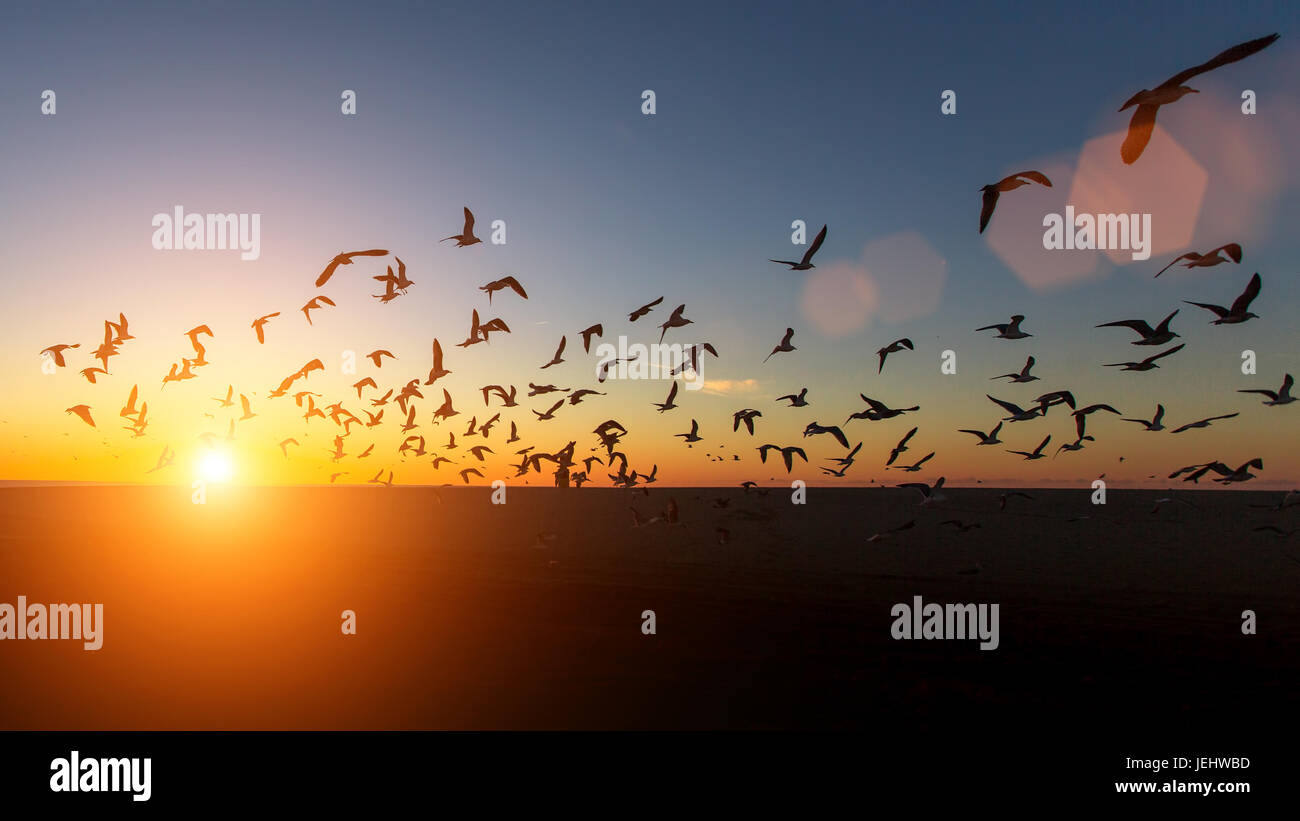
[197,450,235,483]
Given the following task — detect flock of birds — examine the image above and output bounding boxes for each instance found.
[34,32,1298,546]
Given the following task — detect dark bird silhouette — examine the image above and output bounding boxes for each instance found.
[1153,243,1242,278]
[1104,343,1185,371]
[1096,309,1180,345]
[979,171,1052,233]
[315,249,388,287]
[441,207,482,247]
[764,328,795,362]
[1185,273,1262,324]
[628,297,663,321]
[252,312,279,343]
[1239,373,1295,406]
[301,295,335,325]
[770,224,827,270]
[877,338,914,373]
[991,356,1039,383]
[1119,34,1279,164]
[480,275,527,303]
[976,314,1032,339]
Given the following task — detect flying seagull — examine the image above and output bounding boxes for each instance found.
[876,338,914,373]
[991,356,1039,383]
[1122,404,1166,431]
[1008,434,1051,460]
[315,249,389,287]
[628,297,663,322]
[1184,273,1262,324]
[65,404,95,427]
[480,275,527,303]
[1238,373,1295,406]
[1154,244,1242,278]
[976,315,1031,339]
[252,312,280,344]
[1119,33,1280,164]
[979,171,1052,233]
[441,207,482,246]
[1171,412,1239,434]
[1104,343,1185,371]
[1096,309,1180,345]
[958,421,1004,445]
[764,328,795,363]
[769,224,827,270]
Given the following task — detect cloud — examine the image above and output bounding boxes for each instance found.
[700,378,759,396]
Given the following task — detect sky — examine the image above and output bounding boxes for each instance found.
[0,0,1296,488]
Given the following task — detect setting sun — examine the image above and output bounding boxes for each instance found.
[197,450,235,483]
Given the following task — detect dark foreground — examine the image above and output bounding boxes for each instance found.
[0,485,1296,736]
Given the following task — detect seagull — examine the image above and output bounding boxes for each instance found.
[979,171,1052,233]
[313,249,388,288]
[64,404,95,427]
[976,315,1032,339]
[764,328,796,362]
[480,275,527,303]
[540,336,566,369]
[1239,373,1295,406]
[251,312,279,343]
[991,356,1039,383]
[675,419,702,443]
[940,520,982,534]
[756,444,807,473]
[1185,273,1262,324]
[441,207,482,247]
[1104,343,1185,371]
[803,422,850,449]
[1096,309,1180,345]
[1008,435,1051,460]
[239,394,256,421]
[1171,412,1238,433]
[1118,402,1170,428]
[1033,391,1076,414]
[733,409,762,435]
[658,304,692,343]
[986,395,1041,422]
[366,350,396,367]
[885,427,918,466]
[1119,33,1280,164]
[301,295,335,325]
[1154,244,1243,278]
[1054,435,1094,457]
[120,385,140,419]
[958,421,1004,445]
[898,476,946,505]
[425,339,451,385]
[776,388,809,407]
[533,399,564,421]
[80,367,107,383]
[848,395,919,422]
[40,344,80,367]
[653,381,679,412]
[829,442,863,467]
[769,224,827,270]
[279,438,299,457]
[1150,496,1199,515]
[876,338,914,373]
[891,451,935,473]
[579,324,603,353]
[628,297,663,321]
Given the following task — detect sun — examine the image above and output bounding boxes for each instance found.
[197,450,235,483]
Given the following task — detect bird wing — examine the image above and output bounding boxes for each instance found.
[1012,170,1052,187]
[978,188,998,233]
[1154,253,1197,278]
[1159,33,1280,88]
[1148,343,1185,363]
[462,207,475,234]
[1121,104,1159,165]
[800,224,827,265]
[1208,243,1244,263]
[1230,273,1262,314]
[1184,300,1228,318]
[1097,318,1155,335]
[986,395,1023,415]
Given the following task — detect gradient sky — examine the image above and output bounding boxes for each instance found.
[1,0,1297,488]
